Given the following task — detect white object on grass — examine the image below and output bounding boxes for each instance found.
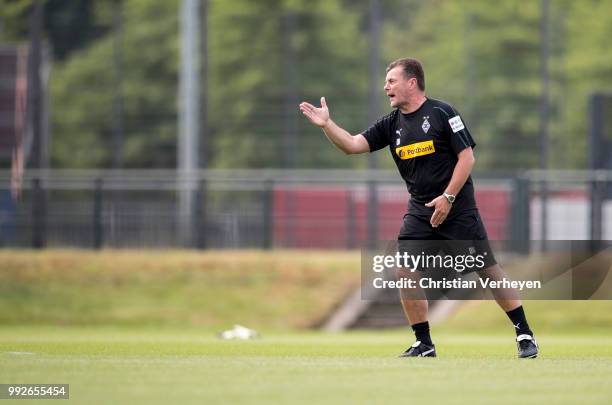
[219,324,259,340]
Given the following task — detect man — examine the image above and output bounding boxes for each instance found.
[299,57,538,359]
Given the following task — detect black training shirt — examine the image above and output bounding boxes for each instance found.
[362,98,477,216]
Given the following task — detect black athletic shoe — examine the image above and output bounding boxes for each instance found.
[399,341,436,358]
[516,334,538,358]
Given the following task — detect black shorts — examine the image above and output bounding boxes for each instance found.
[397,209,497,271]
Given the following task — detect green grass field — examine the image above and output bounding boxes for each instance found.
[1,250,612,404]
[1,326,611,404]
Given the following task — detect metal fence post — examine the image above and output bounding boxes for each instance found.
[93,178,103,249]
[195,179,207,249]
[346,187,356,249]
[367,179,378,250]
[31,177,46,249]
[590,174,603,241]
[510,175,530,253]
[262,179,274,249]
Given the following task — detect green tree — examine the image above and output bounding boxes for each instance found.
[50,0,179,168]
[0,0,35,40]
[562,0,612,168]
[0,0,113,61]
[12,0,612,170]
[381,0,549,170]
[49,0,373,168]
[208,0,369,168]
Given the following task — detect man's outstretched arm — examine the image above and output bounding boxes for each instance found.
[299,97,370,155]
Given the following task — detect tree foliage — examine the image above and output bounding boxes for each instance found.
[2,0,612,169]
[208,0,369,168]
[49,0,179,168]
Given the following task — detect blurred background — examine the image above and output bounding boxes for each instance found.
[1,0,612,251]
[1,5,612,402]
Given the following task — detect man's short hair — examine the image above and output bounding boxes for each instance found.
[386,58,425,91]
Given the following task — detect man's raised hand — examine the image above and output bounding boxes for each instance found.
[299,97,330,128]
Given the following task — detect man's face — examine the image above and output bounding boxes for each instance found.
[384,66,417,109]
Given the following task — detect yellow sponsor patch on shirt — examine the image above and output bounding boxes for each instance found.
[395,140,435,160]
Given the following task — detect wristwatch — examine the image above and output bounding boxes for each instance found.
[443,192,456,204]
